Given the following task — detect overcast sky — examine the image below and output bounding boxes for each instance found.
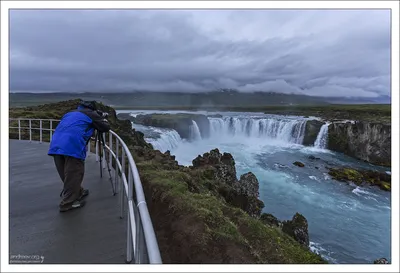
[10,9,390,97]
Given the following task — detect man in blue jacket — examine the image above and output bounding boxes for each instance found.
[48,100,110,212]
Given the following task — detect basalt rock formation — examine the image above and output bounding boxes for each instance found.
[192,149,264,218]
[303,120,324,146]
[281,213,310,248]
[328,121,391,167]
[261,212,310,248]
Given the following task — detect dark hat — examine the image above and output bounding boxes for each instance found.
[79,100,97,110]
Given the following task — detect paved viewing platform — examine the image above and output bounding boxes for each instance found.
[9,139,128,264]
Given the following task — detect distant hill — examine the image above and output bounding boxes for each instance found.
[10,91,330,108]
[9,91,390,109]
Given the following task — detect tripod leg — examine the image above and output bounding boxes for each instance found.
[97,131,103,178]
[100,133,116,196]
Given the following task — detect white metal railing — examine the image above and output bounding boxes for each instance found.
[9,118,162,264]
[9,118,59,143]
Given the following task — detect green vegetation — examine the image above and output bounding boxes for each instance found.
[9,92,114,108]
[328,167,391,191]
[96,103,392,123]
[261,104,391,123]
[138,162,326,264]
[8,99,327,264]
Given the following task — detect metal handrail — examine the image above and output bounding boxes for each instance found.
[8,118,162,264]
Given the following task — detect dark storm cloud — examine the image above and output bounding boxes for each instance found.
[10,9,390,97]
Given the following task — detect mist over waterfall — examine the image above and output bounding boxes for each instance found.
[314,123,330,149]
[208,117,307,144]
[190,120,202,141]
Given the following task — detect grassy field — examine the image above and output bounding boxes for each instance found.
[113,104,391,123]
[260,104,391,123]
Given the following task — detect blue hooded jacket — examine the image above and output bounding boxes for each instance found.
[48,104,110,160]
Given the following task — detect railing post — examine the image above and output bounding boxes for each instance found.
[120,148,125,219]
[18,119,21,140]
[109,132,113,170]
[128,163,133,203]
[29,120,32,142]
[135,208,142,264]
[115,138,119,194]
[126,214,133,263]
[50,120,53,141]
[102,133,106,169]
[126,168,133,263]
[39,120,43,143]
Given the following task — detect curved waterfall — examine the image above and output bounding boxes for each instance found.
[208,117,306,144]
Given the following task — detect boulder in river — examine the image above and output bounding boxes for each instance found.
[293,161,305,167]
[328,167,391,191]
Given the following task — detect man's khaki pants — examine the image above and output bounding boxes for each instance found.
[53,155,85,206]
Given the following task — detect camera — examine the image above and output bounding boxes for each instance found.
[96,110,109,118]
[79,100,109,118]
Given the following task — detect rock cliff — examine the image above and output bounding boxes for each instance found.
[192,148,264,218]
[303,120,324,146]
[328,121,391,167]
[132,113,210,140]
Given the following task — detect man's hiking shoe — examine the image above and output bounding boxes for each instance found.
[79,188,89,200]
[59,188,89,200]
[59,200,86,212]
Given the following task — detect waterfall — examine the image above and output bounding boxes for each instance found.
[146,129,182,153]
[314,123,330,149]
[190,120,202,141]
[208,117,307,144]
[290,121,307,144]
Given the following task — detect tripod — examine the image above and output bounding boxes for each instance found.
[96,130,116,196]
